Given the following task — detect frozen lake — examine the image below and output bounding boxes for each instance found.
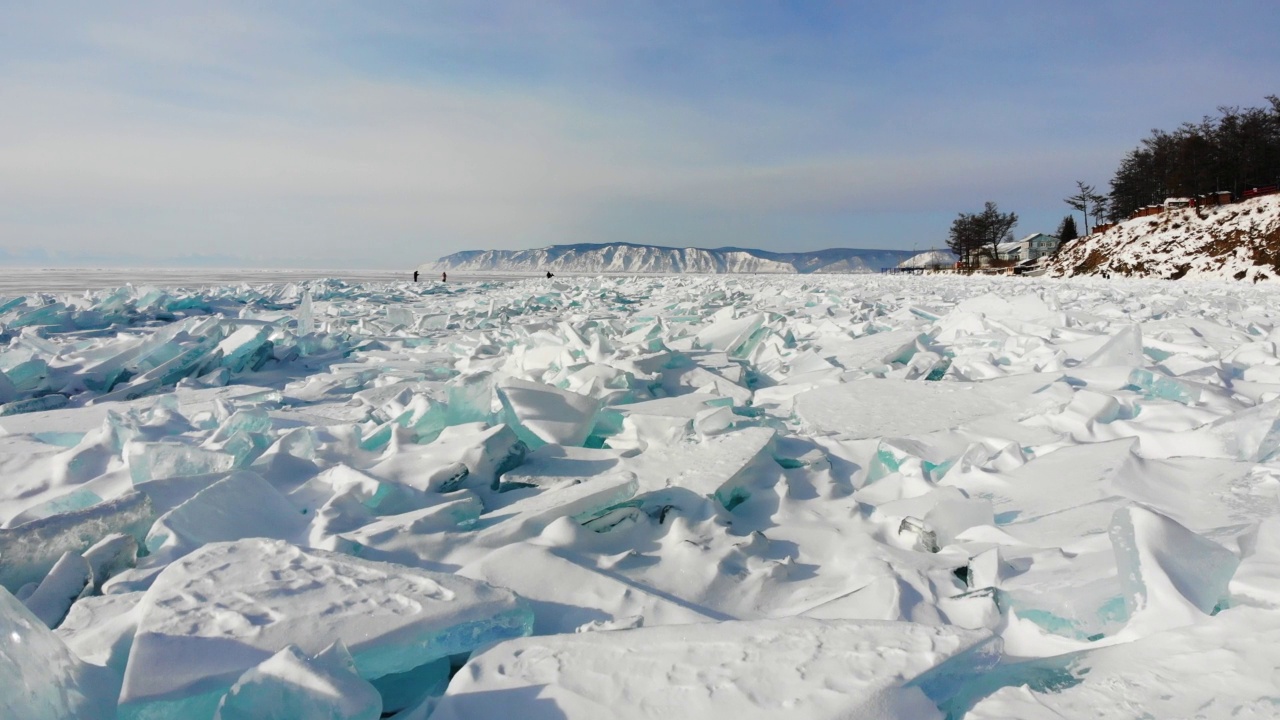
[0,266,528,295]
[3,272,1280,719]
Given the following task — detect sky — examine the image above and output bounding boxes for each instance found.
[1,1,1278,269]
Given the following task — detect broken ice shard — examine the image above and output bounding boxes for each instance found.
[126,441,237,484]
[297,291,315,334]
[118,538,532,720]
[216,326,271,373]
[0,490,154,593]
[1110,504,1239,636]
[497,376,602,448]
[213,642,382,720]
[1,585,117,720]
[21,550,92,628]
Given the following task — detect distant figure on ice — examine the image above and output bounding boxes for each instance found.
[413,270,419,282]
[442,272,447,282]
[546,271,554,279]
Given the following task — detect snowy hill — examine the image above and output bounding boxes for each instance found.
[428,243,916,275]
[1046,194,1280,281]
[897,249,956,268]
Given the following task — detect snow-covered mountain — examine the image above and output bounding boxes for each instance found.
[1046,194,1280,281]
[427,243,916,275]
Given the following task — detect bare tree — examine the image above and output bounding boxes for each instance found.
[1065,181,1105,234]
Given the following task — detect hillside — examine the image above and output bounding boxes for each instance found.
[427,243,916,275]
[1046,194,1280,281]
[897,249,957,268]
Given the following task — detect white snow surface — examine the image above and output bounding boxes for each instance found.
[3,272,1280,717]
[1047,193,1280,281]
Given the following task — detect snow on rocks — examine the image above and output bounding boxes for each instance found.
[4,271,1280,716]
[1046,192,1280,281]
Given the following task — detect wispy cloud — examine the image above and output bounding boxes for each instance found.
[1,1,1278,266]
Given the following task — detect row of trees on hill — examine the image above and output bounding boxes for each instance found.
[1105,96,1280,219]
[944,98,1277,258]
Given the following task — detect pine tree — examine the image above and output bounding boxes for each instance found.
[947,213,982,267]
[1105,97,1280,219]
[977,201,1018,261]
[1056,215,1078,243]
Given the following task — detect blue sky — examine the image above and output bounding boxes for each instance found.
[2,1,1278,268]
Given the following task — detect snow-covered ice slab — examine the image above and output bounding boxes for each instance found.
[624,426,778,508]
[1109,505,1238,637]
[966,607,1280,720]
[119,538,532,720]
[213,642,382,720]
[367,422,527,494]
[497,377,601,448]
[460,543,722,634]
[21,550,92,628]
[56,590,145,671]
[431,618,995,720]
[809,328,920,372]
[946,438,1136,546]
[496,444,630,491]
[0,384,274,436]
[473,471,639,547]
[143,471,311,564]
[794,374,1062,439]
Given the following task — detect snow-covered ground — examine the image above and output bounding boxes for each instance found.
[1047,193,1280,281]
[4,272,1280,719]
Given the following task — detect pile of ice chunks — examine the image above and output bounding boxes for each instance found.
[0,283,370,416]
[4,273,1280,717]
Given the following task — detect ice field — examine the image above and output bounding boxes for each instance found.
[4,271,1280,718]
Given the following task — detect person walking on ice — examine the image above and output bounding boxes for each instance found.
[442,272,447,282]
[413,270,419,282]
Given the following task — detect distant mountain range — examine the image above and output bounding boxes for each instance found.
[427,242,919,274]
